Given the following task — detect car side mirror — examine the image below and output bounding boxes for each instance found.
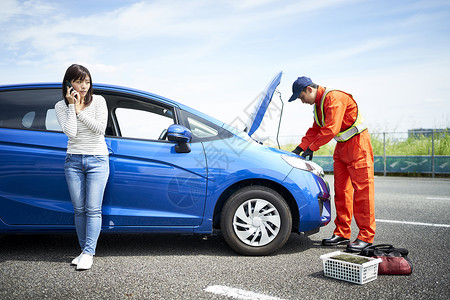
[167,124,192,153]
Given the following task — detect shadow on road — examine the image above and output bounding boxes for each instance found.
[0,231,331,263]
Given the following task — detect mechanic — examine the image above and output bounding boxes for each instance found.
[288,76,375,252]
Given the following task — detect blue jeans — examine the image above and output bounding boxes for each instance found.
[65,154,109,255]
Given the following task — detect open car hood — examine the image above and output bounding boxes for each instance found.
[245,71,282,137]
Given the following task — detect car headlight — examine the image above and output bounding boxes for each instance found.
[282,154,325,177]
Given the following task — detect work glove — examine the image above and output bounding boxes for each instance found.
[301,147,314,160]
[292,146,303,155]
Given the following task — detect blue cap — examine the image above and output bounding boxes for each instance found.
[288,76,313,102]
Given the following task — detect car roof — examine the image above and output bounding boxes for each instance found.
[0,82,179,106]
[0,82,225,128]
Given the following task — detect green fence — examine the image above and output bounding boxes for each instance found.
[279,129,450,177]
[314,155,450,176]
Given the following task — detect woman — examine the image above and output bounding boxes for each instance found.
[55,64,109,270]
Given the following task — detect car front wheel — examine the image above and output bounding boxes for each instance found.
[220,186,292,255]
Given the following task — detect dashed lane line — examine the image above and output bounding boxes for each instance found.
[426,197,450,201]
[204,285,286,300]
[376,219,450,228]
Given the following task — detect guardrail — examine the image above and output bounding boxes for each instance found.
[313,155,450,177]
[274,129,450,177]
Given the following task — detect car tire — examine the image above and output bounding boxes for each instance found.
[220,186,292,255]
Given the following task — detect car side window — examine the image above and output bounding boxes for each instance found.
[45,108,62,131]
[21,111,36,128]
[113,102,175,141]
[179,110,233,142]
[0,88,62,131]
[186,116,218,139]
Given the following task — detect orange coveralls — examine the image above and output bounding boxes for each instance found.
[299,86,375,243]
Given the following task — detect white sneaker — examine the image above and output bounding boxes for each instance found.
[76,254,93,270]
[71,253,83,265]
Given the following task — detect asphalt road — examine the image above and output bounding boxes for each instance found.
[1,176,449,300]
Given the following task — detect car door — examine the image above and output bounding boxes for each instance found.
[100,92,207,227]
[0,87,74,226]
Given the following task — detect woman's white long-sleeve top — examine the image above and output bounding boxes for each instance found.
[55,94,109,155]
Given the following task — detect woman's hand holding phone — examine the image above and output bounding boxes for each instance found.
[66,81,84,114]
[65,81,79,105]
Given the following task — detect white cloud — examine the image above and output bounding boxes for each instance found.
[0,0,21,21]
[229,0,278,10]
[2,0,361,59]
[0,0,449,136]
[0,0,56,23]
[424,97,443,103]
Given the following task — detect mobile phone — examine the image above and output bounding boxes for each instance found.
[65,80,73,90]
[65,80,78,101]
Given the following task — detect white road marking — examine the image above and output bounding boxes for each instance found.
[426,197,450,201]
[376,219,450,228]
[204,285,285,300]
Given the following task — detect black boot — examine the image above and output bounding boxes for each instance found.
[346,239,372,252]
[322,235,350,246]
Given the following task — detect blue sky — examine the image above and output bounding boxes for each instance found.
[1,0,449,143]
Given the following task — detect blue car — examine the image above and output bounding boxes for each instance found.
[0,72,330,255]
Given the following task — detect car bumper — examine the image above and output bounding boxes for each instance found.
[282,168,331,232]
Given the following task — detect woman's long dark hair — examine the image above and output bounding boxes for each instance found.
[62,64,93,106]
